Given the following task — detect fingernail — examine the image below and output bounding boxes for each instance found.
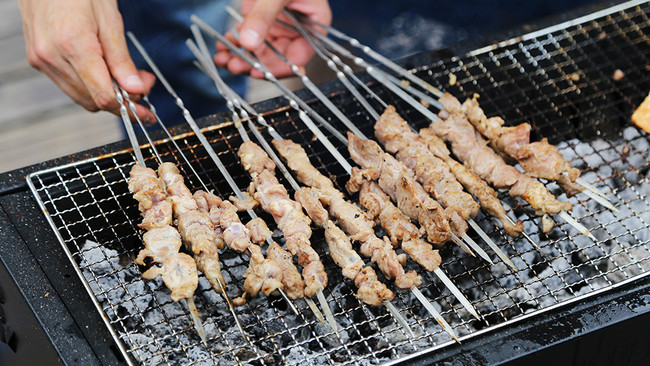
[143,117,155,126]
[124,75,144,89]
[240,29,260,48]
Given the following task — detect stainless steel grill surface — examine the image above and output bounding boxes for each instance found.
[27,1,650,365]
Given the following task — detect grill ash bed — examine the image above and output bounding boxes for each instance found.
[24,1,650,365]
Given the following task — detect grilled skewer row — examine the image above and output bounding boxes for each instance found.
[423,98,572,218]
[128,164,199,302]
[238,141,329,298]
[449,93,583,196]
[158,162,304,305]
[273,140,440,289]
[373,105,524,238]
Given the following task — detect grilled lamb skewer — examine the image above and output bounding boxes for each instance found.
[158,163,228,294]
[268,139,421,289]
[417,129,524,237]
[273,138,478,320]
[193,189,305,304]
[292,190,395,307]
[419,104,596,238]
[457,95,580,194]
[422,110,571,215]
[239,141,329,297]
[373,106,517,268]
[268,21,538,252]
[126,164,205,343]
[456,95,616,211]
[374,106,523,235]
[237,141,336,328]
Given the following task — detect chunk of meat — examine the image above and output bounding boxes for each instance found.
[238,141,275,175]
[229,192,259,211]
[324,220,365,280]
[235,245,283,305]
[401,239,441,272]
[246,218,273,244]
[294,187,329,228]
[419,130,523,237]
[424,111,571,215]
[460,95,581,190]
[157,162,198,218]
[137,225,182,265]
[355,267,395,306]
[376,105,479,221]
[142,253,199,302]
[267,242,305,300]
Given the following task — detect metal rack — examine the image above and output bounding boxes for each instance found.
[27,1,649,365]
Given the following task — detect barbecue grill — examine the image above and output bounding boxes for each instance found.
[1,1,649,364]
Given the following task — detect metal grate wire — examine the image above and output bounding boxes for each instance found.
[27,1,650,365]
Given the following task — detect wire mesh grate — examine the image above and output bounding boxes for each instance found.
[28,1,650,365]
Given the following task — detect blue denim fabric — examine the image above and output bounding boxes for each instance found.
[117,0,247,134]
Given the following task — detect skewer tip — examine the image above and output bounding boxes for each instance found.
[186,297,209,346]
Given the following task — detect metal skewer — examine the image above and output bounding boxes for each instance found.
[188,29,335,329]
[314,20,616,214]
[112,81,209,346]
[189,37,424,335]
[282,17,517,269]
[212,14,481,322]
[297,20,600,242]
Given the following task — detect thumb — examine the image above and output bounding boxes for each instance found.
[239,0,289,50]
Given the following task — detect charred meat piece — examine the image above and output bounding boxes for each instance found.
[246,218,273,244]
[323,220,365,280]
[128,164,172,229]
[158,162,198,218]
[267,242,306,300]
[158,166,227,294]
[238,141,328,297]
[234,245,284,306]
[273,139,423,290]
[129,165,198,302]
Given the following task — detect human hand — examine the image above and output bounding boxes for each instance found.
[18,0,157,122]
[214,0,332,78]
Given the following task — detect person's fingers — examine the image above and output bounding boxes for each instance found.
[93,0,148,95]
[214,50,232,67]
[40,63,99,111]
[285,0,332,29]
[226,56,254,75]
[239,0,289,50]
[252,38,293,77]
[283,37,314,71]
